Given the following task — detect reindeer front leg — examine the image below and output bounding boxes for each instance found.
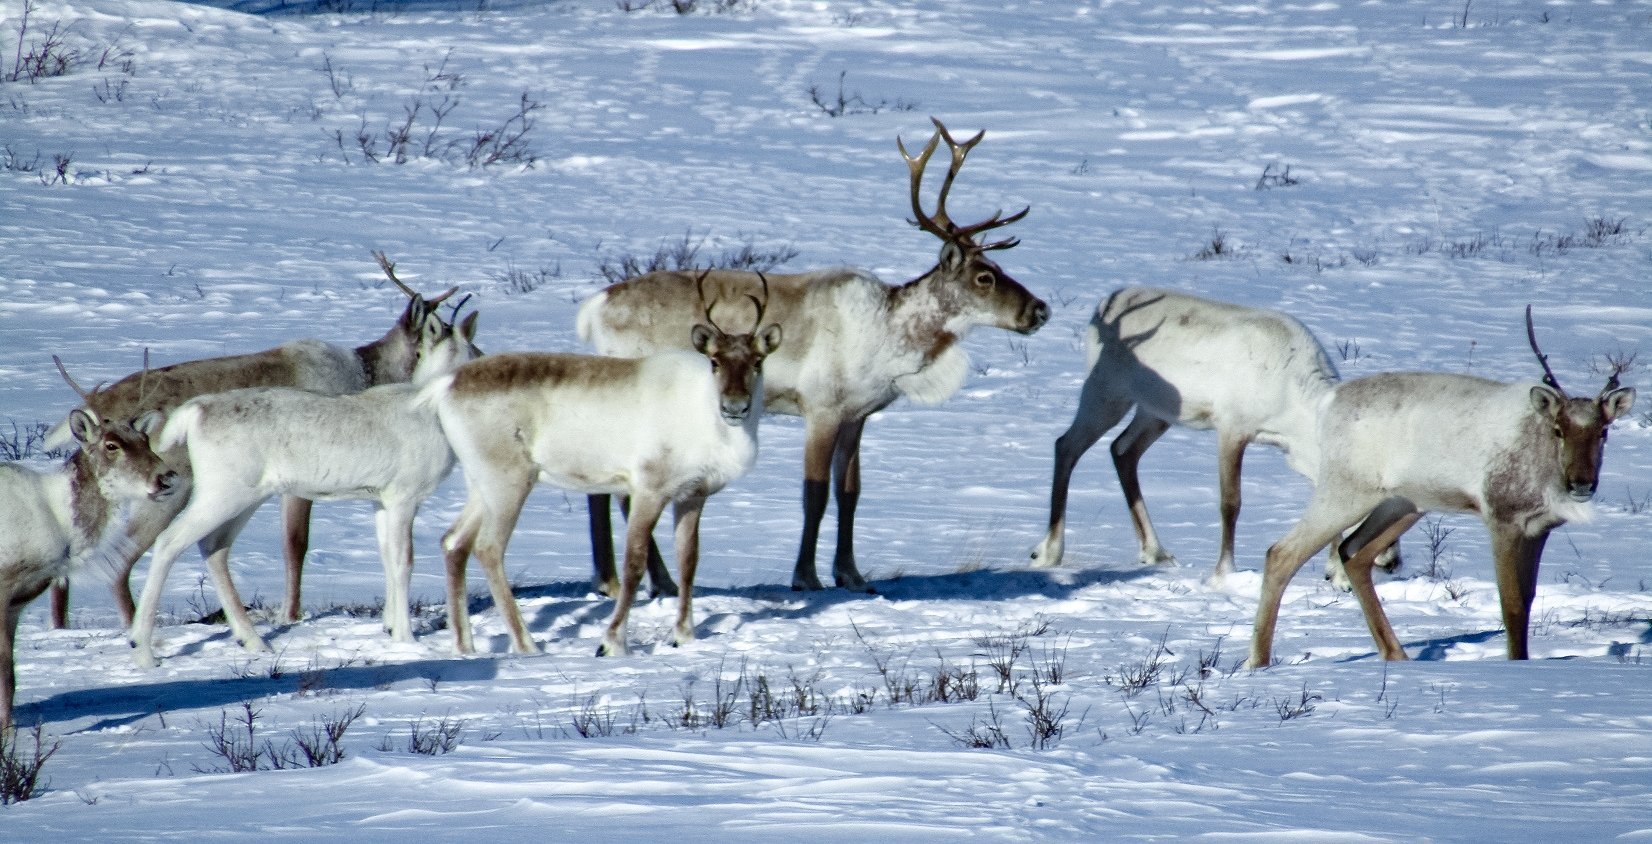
[792,416,840,591]
[1489,520,1548,661]
[830,417,872,592]
[600,494,668,656]
[669,496,705,647]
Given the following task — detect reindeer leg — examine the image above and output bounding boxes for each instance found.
[441,500,484,655]
[618,495,677,599]
[830,417,872,593]
[279,496,312,624]
[669,496,705,646]
[600,494,668,656]
[1212,430,1250,581]
[1,592,19,728]
[471,476,538,655]
[48,578,69,631]
[1336,501,1422,661]
[1489,520,1548,660]
[376,499,419,643]
[1112,414,1174,567]
[1250,494,1376,668]
[199,504,271,654]
[588,494,618,597]
[792,417,839,591]
[1031,391,1127,568]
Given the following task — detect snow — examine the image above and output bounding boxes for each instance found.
[2,0,1652,838]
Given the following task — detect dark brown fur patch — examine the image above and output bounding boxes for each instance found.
[449,353,637,395]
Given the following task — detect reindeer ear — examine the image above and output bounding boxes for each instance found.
[131,410,165,437]
[757,324,783,355]
[460,310,480,342]
[937,241,967,273]
[691,325,717,355]
[1529,384,1564,418]
[1601,386,1637,422]
[422,313,446,346]
[68,409,100,446]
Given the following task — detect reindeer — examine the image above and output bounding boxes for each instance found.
[125,304,479,667]
[579,117,1048,594]
[424,278,781,656]
[44,252,464,630]
[1248,308,1637,667]
[1029,287,1400,583]
[1,374,176,724]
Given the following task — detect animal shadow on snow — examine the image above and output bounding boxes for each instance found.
[21,565,1149,728]
[504,564,1156,644]
[21,656,501,732]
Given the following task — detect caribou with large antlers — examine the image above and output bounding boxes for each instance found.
[423,277,781,656]
[1249,307,1636,666]
[579,117,1049,594]
[1,371,176,724]
[43,252,467,629]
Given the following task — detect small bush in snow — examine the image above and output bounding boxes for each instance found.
[0,724,59,804]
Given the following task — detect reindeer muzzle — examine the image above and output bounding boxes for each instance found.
[1020,299,1051,334]
[151,470,182,500]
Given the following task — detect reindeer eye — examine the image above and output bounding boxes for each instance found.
[103,440,121,454]
[974,271,994,288]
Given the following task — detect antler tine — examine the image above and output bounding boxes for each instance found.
[449,293,474,322]
[694,268,724,334]
[1524,304,1566,396]
[52,355,95,401]
[372,249,418,299]
[898,127,949,238]
[748,270,771,329]
[137,347,152,408]
[928,117,985,236]
[1603,350,1636,392]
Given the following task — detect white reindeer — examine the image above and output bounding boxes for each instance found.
[1,383,176,724]
[1249,308,1636,666]
[1030,287,1400,582]
[45,251,460,630]
[125,304,479,668]
[579,118,1048,595]
[426,280,781,656]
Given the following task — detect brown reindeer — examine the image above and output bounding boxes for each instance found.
[44,252,469,629]
[578,118,1049,594]
[1249,307,1636,666]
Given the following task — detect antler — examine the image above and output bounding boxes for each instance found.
[1525,305,1566,396]
[1602,350,1636,392]
[748,271,770,329]
[897,117,1028,251]
[52,355,97,401]
[695,270,770,334]
[372,250,457,304]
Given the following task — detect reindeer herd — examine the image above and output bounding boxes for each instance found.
[0,119,1638,726]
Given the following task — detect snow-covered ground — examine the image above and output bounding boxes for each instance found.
[3,0,1651,838]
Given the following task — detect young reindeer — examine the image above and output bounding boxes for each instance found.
[580,117,1048,595]
[1249,307,1637,667]
[125,302,480,668]
[425,277,781,657]
[1029,287,1399,583]
[44,252,460,630]
[1,377,176,725]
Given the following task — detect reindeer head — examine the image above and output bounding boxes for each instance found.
[412,294,483,385]
[1525,306,1638,502]
[690,271,783,424]
[54,357,179,502]
[898,117,1049,336]
[370,250,461,384]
